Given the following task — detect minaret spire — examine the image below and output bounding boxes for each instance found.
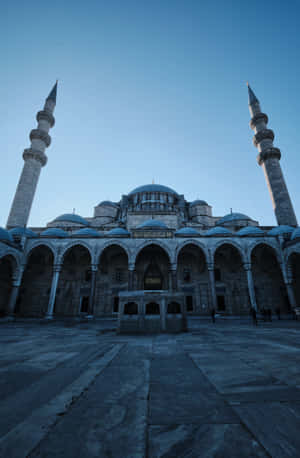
[6,82,58,228]
[247,82,259,106]
[47,80,58,103]
[248,83,297,227]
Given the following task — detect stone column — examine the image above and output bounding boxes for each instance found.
[45,264,61,319]
[244,263,257,311]
[128,264,135,291]
[88,265,98,315]
[170,264,177,291]
[7,266,25,315]
[208,264,217,310]
[160,298,166,332]
[282,262,297,309]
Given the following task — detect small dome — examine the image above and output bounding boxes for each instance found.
[237,227,265,236]
[10,227,38,238]
[73,228,103,237]
[206,227,233,236]
[41,228,68,238]
[175,227,200,236]
[216,213,252,226]
[136,219,168,230]
[291,228,300,240]
[190,200,208,207]
[128,184,178,196]
[0,227,13,243]
[53,214,89,226]
[268,225,294,236]
[98,201,119,208]
[107,227,130,236]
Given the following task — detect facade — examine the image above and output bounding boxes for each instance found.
[1,83,300,319]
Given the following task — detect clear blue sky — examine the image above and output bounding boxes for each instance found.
[1,0,299,227]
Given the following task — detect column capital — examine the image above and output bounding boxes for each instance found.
[91,264,98,272]
[128,263,135,271]
[243,262,252,271]
[53,264,62,273]
[207,263,214,271]
[170,263,177,272]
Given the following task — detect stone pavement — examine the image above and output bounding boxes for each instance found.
[1,318,300,457]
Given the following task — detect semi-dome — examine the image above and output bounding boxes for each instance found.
[267,225,294,236]
[175,227,200,236]
[206,227,233,236]
[10,227,38,238]
[53,213,89,226]
[237,227,265,236]
[73,228,103,237]
[107,227,130,236]
[136,219,168,230]
[190,200,208,207]
[216,213,252,226]
[291,228,300,240]
[98,201,119,207]
[128,184,178,196]
[41,228,68,238]
[0,227,13,243]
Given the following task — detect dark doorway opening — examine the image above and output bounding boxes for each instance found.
[217,295,225,311]
[167,302,181,314]
[186,295,193,312]
[124,302,138,315]
[81,296,89,313]
[146,302,160,315]
[113,296,119,313]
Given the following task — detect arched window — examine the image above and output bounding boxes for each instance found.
[146,302,160,315]
[167,302,181,314]
[124,302,138,315]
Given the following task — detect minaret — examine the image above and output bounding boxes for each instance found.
[7,82,58,229]
[248,83,297,227]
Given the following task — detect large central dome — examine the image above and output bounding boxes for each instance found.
[128,184,178,196]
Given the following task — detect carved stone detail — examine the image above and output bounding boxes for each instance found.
[30,129,51,147]
[36,110,55,127]
[253,129,274,147]
[250,112,268,129]
[257,147,281,165]
[23,148,47,166]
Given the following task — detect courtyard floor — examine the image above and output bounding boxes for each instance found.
[1,317,300,457]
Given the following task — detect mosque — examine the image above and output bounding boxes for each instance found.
[0,82,300,320]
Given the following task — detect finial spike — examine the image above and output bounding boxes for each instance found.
[47,81,58,103]
[247,82,259,105]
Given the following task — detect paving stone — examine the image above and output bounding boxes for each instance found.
[1,319,300,456]
[148,424,268,457]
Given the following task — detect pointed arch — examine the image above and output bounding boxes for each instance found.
[212,240,246,265]
[59,241,93,265]
[213,242,250,314]
[133,240,173,267]
[55,244,92,316]
[95,242,129,316]
[97,240,131,266]
[25,241,56,264]
[134,243,171,291]
[175,239,209,266]
[0,254,18,316]
[251,243,288,312]
[17,245,54,316]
